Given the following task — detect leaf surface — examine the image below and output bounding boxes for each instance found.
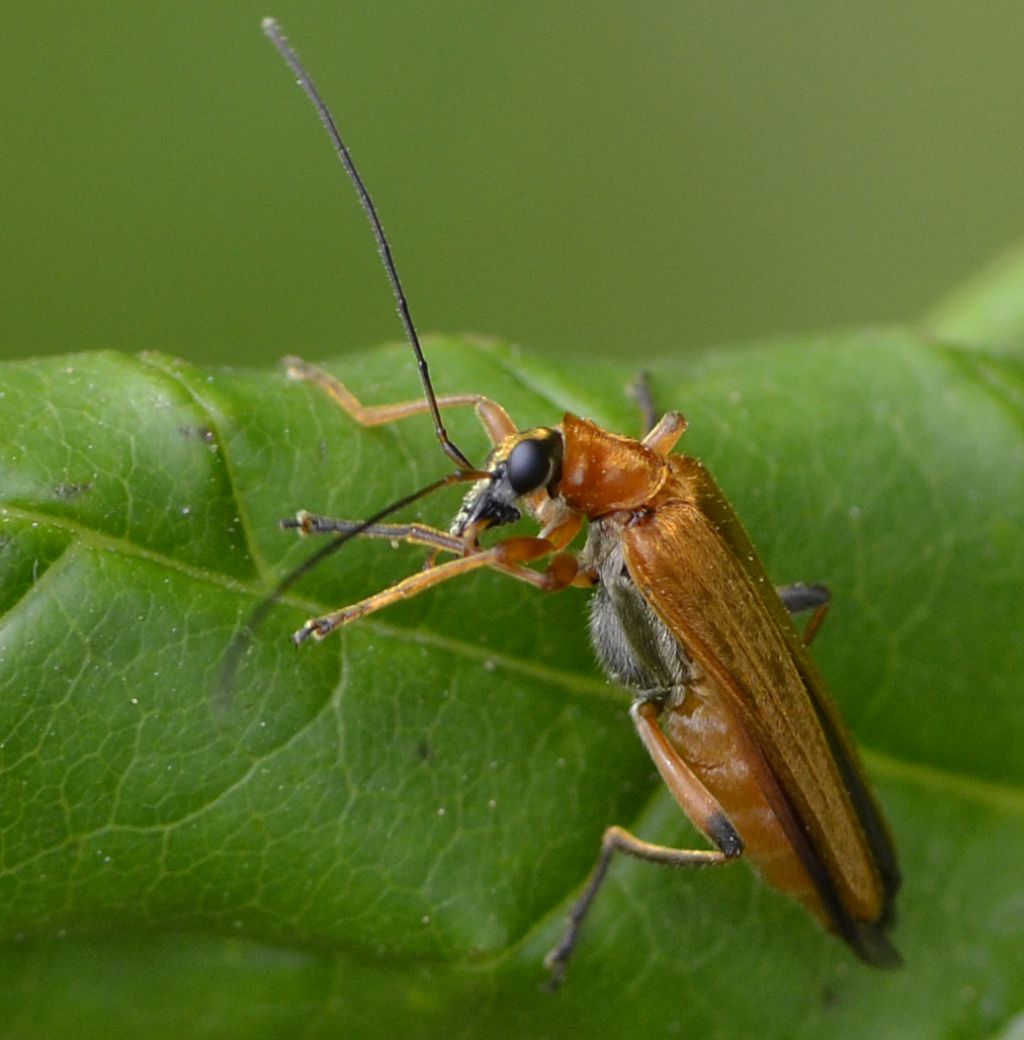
[1,331,1022,1039]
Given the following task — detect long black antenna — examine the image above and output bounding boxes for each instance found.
[217,467,484,705]
[262,17,473,471]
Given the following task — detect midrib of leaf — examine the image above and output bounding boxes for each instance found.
[863,747,1024,815]
[1,503,257,599]
[7,506,1017,821]
[0,504,614,706]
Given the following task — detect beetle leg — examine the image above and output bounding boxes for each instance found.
[544,825,734,991]
[544,698,743,989]
[642,410,688,457]
[282,512,467,555]
[292,532,584,643]
[626,371,658,435]
[627,372,688,455]
[777,582,831,645]
[283,355,517,446]
[293,549,512,642]
[629,699,744,854]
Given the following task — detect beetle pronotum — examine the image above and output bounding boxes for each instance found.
[254,18,901,988]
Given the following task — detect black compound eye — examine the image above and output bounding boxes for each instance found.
[506,438,552,495]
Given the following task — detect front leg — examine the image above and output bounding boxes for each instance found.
[292,520,585,644]
[282,511,467,557]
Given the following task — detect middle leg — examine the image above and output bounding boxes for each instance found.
[777,581,831,645]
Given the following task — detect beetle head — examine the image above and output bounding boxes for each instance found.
[449,427,563,540]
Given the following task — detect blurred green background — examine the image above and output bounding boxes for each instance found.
[3,1,1024,369]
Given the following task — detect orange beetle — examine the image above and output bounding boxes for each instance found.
[256,19,901,987]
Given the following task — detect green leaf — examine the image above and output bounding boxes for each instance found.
[1,332,1022,1039]
[924,238,1024,350]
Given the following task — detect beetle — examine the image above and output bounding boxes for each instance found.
[256,18,901,988]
